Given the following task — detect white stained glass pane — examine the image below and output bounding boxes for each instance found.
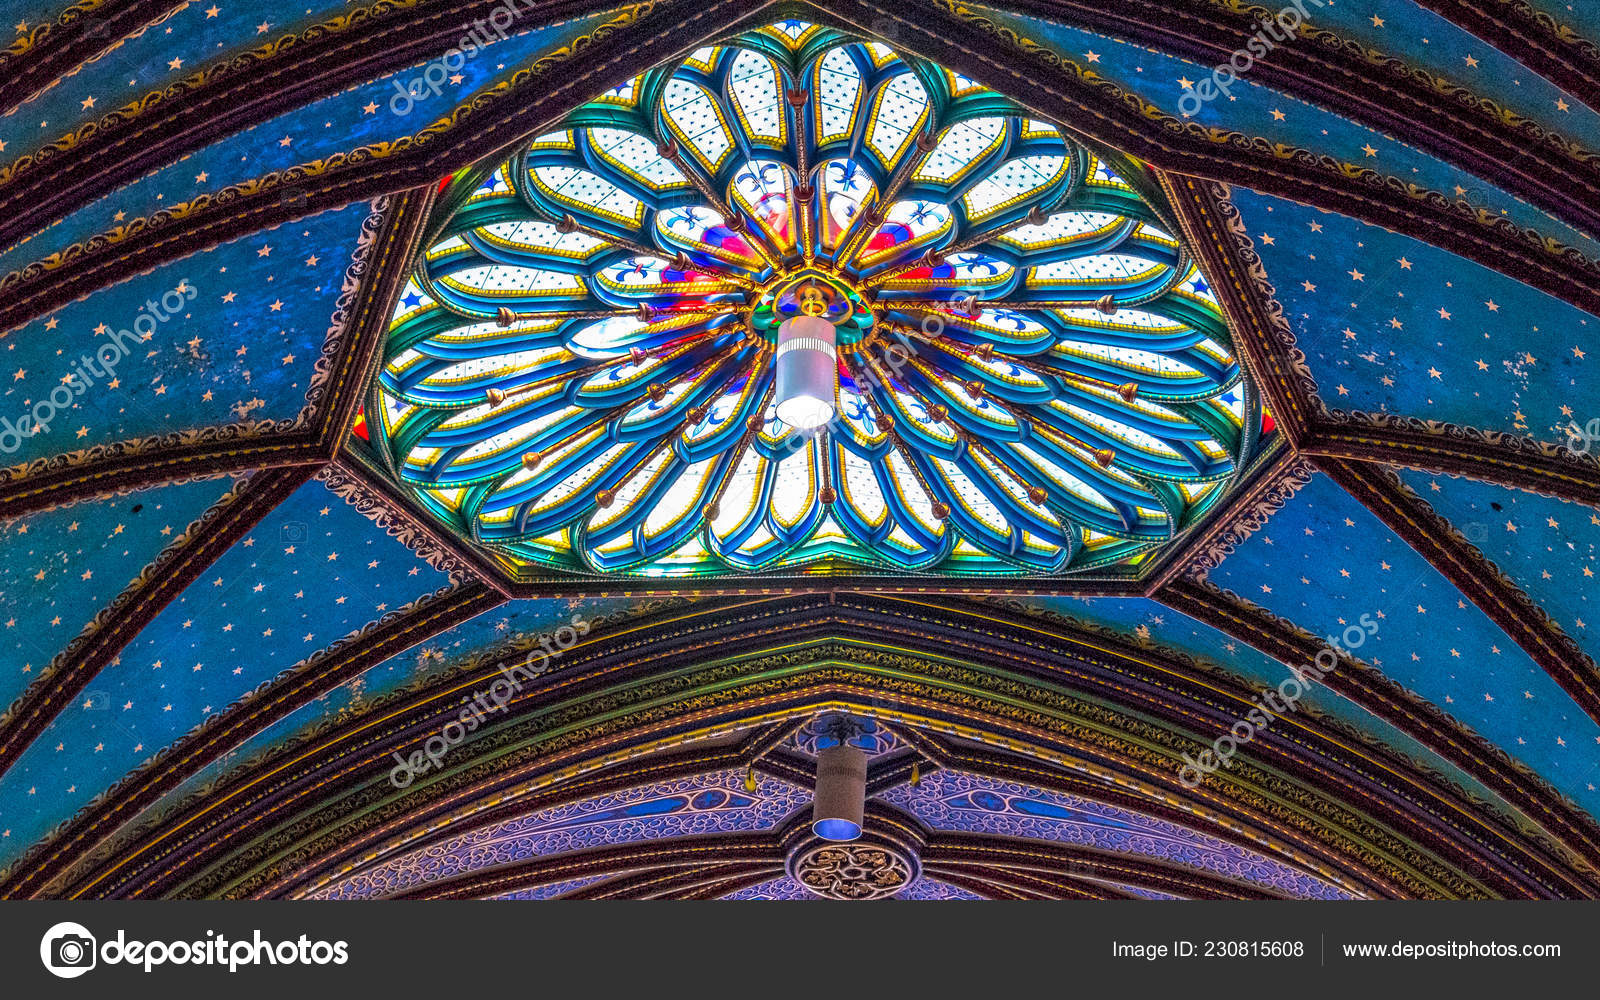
[1015,444,1115,512]
[884,200,953,240]
[520,440,629,516]
[599,77,639,104]
[769,443,816,529]
[424,347,564,391]
[482,220,606,256]
[917,117,1004,182]
[738,524,777,554]
[1053,340,1204,378]
[1033,253,1167,284]
[531,164,643,221]
[1089,156,1134,189]
[866,72,928,163]
[839,447,887,525]
[588,128,686,188]
[885,451,943,533]
[645,458,720,538]
[971,308,1047,335]
[1053,306,1178,330]
[712,448,767,539]
[821,159,875,236]
[731,160,793,237]
[946,252,1015,284]
[568,317,644,357]
[663,78,733,168]
[936,458,1008,533]
[729,49,785,142]
[445,265,584,296]
[658,205,739,249]
[684,46,718,70]
[592,447,678,532]
[999,211,1121,249]
[815,48,862,140]
[1060,404,1179,457]
[963,155,1066,219]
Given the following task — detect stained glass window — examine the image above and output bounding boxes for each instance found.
[371,22,1263,579]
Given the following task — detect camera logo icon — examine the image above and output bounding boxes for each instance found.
[40,921,97,978]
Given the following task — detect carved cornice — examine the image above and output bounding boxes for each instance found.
[1412,0,1600,114]
[0,2,185,115]
[315,463,480,587]
[1302,412,1600,509]
[1163,176,1320,442]
[1181,459,1315,581]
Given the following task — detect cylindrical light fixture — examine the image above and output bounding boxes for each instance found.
[774,314,837,430]
[811,743,867,841]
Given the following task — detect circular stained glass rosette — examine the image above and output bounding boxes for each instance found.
[372,22,1262,579]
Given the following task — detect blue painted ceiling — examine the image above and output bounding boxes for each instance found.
[1,1,1598,899]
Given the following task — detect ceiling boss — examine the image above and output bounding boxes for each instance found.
[370,21,1263,579]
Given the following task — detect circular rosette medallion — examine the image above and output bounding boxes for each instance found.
[371,21,1262,580]
[792,843,916,900]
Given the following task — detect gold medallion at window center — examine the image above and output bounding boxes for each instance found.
[751,270,868,341]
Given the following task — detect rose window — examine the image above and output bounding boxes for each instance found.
[370,21,1262,579]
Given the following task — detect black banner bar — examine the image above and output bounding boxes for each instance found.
[3,901,1596,994]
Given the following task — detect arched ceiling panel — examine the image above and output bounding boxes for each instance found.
[1398,469,1600,663]
[1309,0,1600,146]
[1,201,377,468]
[1230,188,1594,443]
[0,474,454,869]
[2,2,351,154]
[983,592,1504,808]
[0,475,237,715]
[155,593,684,810]
[973,6,1600,257]
[1203,471,1600,815]
[0,12,614,273]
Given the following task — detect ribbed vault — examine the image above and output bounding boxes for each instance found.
[1,0,1598,902]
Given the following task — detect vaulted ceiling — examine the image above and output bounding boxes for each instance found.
[1,0,1598,900]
